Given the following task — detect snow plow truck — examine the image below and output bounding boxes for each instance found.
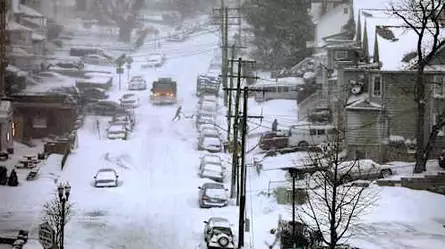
[150,77,177,105]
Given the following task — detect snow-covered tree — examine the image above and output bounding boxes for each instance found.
[91,0,145,42]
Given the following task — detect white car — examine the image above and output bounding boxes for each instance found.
[93,168,119,187]
[199,162,225,182]
[120,93,140,109]
[128,77,147,90]
[199,100,218,113]
[106,123,128,140]
[199,127,220,138]
[82,54,114,66]
[142,53,165,68]
[198,136,223,153]
[336,159,393,183]
[198,123,217,134]
[200,154,226,170]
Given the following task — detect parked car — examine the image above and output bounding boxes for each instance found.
[84,100,126,116]
[198,182,229,208]
[439,149,445,169]
[199,154,226,171]
[196,115,215,129]
[198,136,223,153]
[142,53,165,68]
[82,54,114,66]
[335,159,393,184]
[198,94,218,105]
[199,161,225,182]
[198,123,218,134]
[120,93,140,109]
[80,87,109,102]
[112,112,135,129]
[259,131,290,151]
[203,217,235,249]
[93,168,119,187]
[106,123,129,140]
[199,99,218,113]
[128,76,147,90]
[199,127,220,139]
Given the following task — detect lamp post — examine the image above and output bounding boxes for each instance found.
[57,182,71,249]
[285,167,301,248]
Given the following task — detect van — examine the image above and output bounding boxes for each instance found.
[288,124,337,147]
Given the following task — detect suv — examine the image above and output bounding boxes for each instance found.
[259,131,289,151]
[203,217,235,249]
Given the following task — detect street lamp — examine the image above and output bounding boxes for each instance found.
[283,167,304,248]
[57,182,71,249]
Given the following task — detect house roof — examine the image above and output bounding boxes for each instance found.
[314,3,351,47]
[6,20,32,31]
[346,95,382,110]
[17,4,44,18]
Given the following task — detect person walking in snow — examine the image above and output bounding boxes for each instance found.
[172,105,182,121]
[272,119,278,132]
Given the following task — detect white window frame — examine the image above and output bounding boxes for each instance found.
[433,75,445,98]
[433,114,445,136]
[371,75,382,97]
[335,50,348,60]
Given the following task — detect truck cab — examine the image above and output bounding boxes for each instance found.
[150,77,177,105]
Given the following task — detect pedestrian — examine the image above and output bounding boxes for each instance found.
[272,119,278,132]
[172,105,182,121]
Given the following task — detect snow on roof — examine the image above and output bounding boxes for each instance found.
[18,4,44,17]
[23,79,76,93]
[315,3,351,47]
[79,76,111,84]
[346,96,382,110]
[32,32,45,41]
[6,20,32,31]
[254,77,304,87]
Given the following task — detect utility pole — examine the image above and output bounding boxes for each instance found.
[237,0,242,48]
[0,0,7,97]
[212,4,242,106]
[226,44,236,143]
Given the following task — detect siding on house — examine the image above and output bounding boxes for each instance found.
[345,109,381,145]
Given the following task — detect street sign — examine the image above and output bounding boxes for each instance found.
[38,222,54,249]
[116,67,124,74]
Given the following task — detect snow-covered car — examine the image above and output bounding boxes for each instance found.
[128,76,147,90]
[198,123,217,134]
[198,182,229,208]
[31,71,69,82]
[335,159,393,184]
[111,112,135,130]
[203,217,235,249]
[142,53,165,68]
[84,100,126,116]
[106,123,129,140]
[200,154,226,171]
[120,93,140,109]
[82,54,114,66]
[196,115,215,129]
[93,168,119,187]
[167,32,187,42]
[199,99,218,113]
[199,127,220,139]
[199,161,225,182]
[198,94,218,105]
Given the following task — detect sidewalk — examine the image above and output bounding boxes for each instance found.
[2,141,46,182]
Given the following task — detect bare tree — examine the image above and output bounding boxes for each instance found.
[392,0,445,173]
[295,134,378,249]
[41,192,73,248]
[92,0,145,42]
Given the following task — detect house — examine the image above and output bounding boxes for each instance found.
[7,0,47,71]
[21,0,76,23]
[0,101,14,154]
[296,0,445,162]
[9,93,78,143]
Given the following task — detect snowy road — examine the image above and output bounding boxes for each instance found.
[60,32,239,249]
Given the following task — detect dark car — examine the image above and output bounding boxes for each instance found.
[439,149,445,169]
[81,87,109,102]
[84,100,126,116]
[198,182,228,208]
[259,131,290,151]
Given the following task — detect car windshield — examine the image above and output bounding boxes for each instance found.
[206,188,226,198]
[96,170,116,180]
[203,137,220,146]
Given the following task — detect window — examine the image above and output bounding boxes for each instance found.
[344,7,349,14]
[33,117,47,129]
[335,51,348,60]
[317,129,326,135]
[372,75,382,97]
[433,76,445,98]
[433,114,445,136]
[309,129,316,135]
